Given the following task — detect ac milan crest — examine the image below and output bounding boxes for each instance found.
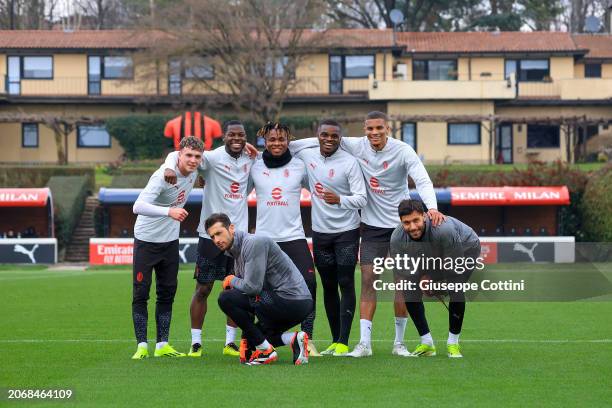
[283,169,290,178]
[328,169,335,179]
[369,177,379,188]
[383,161,389,170]
[271,187,283,200]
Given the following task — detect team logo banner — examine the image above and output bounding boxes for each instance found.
[0,238,57,263]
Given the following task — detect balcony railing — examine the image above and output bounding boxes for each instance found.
[1,75,370,98]
[2,75,609,101]
[368,74,516,100]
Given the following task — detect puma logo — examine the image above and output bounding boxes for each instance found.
[178,244,190,263]
[14,244,39,264]
[513,243,538,262]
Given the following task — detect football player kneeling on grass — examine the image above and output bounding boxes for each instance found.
[207,213,313,365]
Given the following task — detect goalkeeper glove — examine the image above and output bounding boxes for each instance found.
[223,274,235,290]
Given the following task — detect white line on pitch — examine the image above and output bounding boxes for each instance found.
[0,339,610,344]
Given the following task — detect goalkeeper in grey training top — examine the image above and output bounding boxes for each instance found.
[390,199,481,358]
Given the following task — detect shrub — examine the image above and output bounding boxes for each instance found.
[581,164,612,242]
[0,165,94,190]
[46,176,90,249]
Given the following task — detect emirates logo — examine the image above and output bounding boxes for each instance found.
[315,182,325,195]
[369,177,379,188]
[271,187,283,200]
[230,182,240,193]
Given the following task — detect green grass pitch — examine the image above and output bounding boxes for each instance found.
[1,264,611,407]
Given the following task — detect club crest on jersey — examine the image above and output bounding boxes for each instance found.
[224,164,231,172]
[171,190,187,206]
[267,187,288,206]
[225,181,243,199]
[328,169,335,179]
[362,158,369,165]
[263,170,270,176]
[369,177,386,195]
[309,163,316,170]
[243,164,248,173]
[383,161,389,170]
[284,169,290,178]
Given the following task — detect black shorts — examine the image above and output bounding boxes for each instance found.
[312,228,360,267]
[277,239,315,282]
[133,238,179,289]
[359,223,395,265]
[194,237,234,285]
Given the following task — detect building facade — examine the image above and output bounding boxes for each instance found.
[0,29,610,164]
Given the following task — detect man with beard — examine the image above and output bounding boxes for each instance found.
[162,120,253,357]
[291,111,444,358]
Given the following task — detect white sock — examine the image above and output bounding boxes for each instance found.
[359,319,372,345]
[420,332,434,346]
[256,339,272,351]
[191,328,202,345]
[155,341,168,350]
[225,325,237,346]
[394,317,408,344]
[448,332,460,345]
[137,342,147,348]
[281,332,295,345]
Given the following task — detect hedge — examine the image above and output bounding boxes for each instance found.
[105,114,318,160]
[581,164,612,242]
[0,165,95,190]
[47,176,90,249]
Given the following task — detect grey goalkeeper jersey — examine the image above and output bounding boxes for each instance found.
[295,147,367,234]
[164,147,254,238]
[390,216,481,275]
[291,136,437,229]
[227,230,312,300]
[250,156,308,242]
[134,162,196,243]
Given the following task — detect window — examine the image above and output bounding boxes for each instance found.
[22,123,39,148]
[103,56,133,79]
[413,60,457,80]
[184,57,214,79]
[22,56,53,79]
[527,125,559,148]
[77,125,111,148]
[344,55,374,78]
[505,59,549,82]
[168,59,182,95]
[585,63,602,78]
[7,56,21,94]
[88,56,102,95]
[402,122,417,151]
[448,123,481,145]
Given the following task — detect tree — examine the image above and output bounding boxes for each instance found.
[145,0,327,123]
[325,0,484,31]
[0,0,60,29]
